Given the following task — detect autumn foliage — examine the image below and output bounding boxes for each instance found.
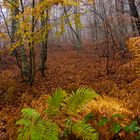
[0,0,140,139]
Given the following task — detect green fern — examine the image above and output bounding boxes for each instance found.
[21,108,41,120]
[44,121,59,140]
[16,87,99,140]
[16,109,44,140]
[16,108,59,140]
[69,120,98,140]
[65,87,99,115]
[46,88,67,117]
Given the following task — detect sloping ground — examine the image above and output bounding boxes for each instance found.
[0,46,139,139]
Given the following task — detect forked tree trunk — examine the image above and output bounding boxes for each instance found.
[11,0,29,80]
[63,7,82,49]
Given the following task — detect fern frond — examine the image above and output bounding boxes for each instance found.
[82,96,132,117]
[16,109,45,140]
[46,88,67,116]
[21,108,40,120]
[44,120,59,140]
[127,37,140,77]
[30,120,45,140]
[17,128,30,140]
[16,119,31,127]
[70,121,98,140]
[16,120,45,140]
[16,108,59,140]
[65,87,99,115]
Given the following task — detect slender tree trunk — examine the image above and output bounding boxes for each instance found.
[39,6,49,77]
[74,0,82,49]
[63,7,82,49]
[128,0,140,35]
[11,0,29,80]
[29,0,35,85]
[40,32,49,77]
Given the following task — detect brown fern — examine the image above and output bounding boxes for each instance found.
[127,37,140,77]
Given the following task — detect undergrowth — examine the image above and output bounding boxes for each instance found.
[15,87,139,140]
[0,70,19,103]
[16,87,99,140]
[127,37,140,77]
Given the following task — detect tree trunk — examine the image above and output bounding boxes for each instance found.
[128,0,140,35]
[39,6,49,77]
[63,7,82,49]
[11,0,29,80]
[29,0,35,85]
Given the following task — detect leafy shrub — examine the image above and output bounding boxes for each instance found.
[96,113,140,139]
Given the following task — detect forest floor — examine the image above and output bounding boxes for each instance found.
[0,43,140,139]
